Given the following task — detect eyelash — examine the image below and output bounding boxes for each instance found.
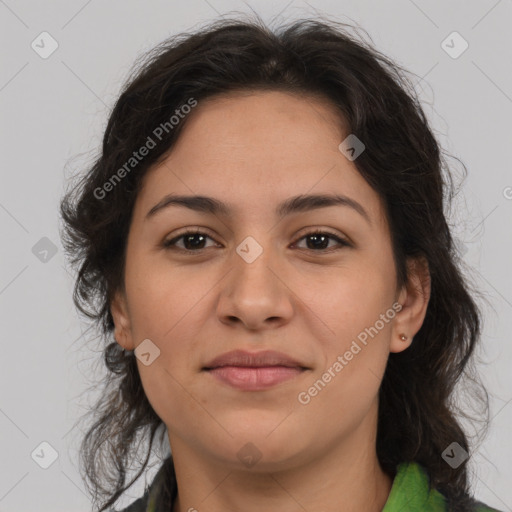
[162,229,351,254]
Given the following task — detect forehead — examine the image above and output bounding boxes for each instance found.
[136,90,385,227]
[176,89,345,149]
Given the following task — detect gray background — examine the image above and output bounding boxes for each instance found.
[1,1,511,511]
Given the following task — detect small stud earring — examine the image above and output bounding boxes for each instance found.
[399,334,408,341]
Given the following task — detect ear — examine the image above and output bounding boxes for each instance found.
[390,256,431,353]
[110,289,136,351]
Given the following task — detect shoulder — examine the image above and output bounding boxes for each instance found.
[472,502,503,512]
[384,462,504,512]
[107,493,149,512]
[109,456,175,512]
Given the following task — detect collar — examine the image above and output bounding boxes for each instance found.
[382,462,447,511]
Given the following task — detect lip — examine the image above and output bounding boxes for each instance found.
[202,350,309,391]
[203,349,307,369]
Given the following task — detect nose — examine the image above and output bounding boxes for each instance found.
[216,240,294,331]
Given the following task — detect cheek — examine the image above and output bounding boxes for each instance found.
[124,250,207,341]
[298,280,393,426]
[123,259,212,402]
[303,252,396,404]
[312,259,396,344]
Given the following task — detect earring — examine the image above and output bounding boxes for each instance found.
[399,334,408,341]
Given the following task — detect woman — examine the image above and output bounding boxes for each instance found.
[60,15,502,512]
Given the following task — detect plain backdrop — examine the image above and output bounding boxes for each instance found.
[0,1,511,511]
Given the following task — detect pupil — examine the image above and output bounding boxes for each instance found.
[308,234,328,250]
[185,234,206,249]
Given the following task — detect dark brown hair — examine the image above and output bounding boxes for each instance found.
[60,14,490,512]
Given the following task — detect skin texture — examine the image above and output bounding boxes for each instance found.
[111,90,431,512]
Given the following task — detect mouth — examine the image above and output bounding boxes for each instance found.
[202,350,309,391]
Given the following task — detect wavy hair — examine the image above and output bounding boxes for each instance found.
[60,14,490,512]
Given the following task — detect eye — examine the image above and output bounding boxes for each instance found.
[162,229,219,252]
[293,229,351,252]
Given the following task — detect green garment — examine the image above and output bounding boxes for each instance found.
[116,459,502,512]
[381,462,500,512]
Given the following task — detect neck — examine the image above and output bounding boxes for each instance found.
[169,405,392,512]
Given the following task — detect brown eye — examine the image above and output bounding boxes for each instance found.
[293,230,351,252]
[163,230,218,252]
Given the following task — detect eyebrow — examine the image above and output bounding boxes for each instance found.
[145,193,371,225]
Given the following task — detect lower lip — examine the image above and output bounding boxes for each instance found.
[205,366,305,390]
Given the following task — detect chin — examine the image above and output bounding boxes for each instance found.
[209,424,310,471]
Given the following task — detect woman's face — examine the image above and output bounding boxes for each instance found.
[112,90,427,470]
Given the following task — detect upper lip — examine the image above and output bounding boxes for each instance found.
[203,350,308,370]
